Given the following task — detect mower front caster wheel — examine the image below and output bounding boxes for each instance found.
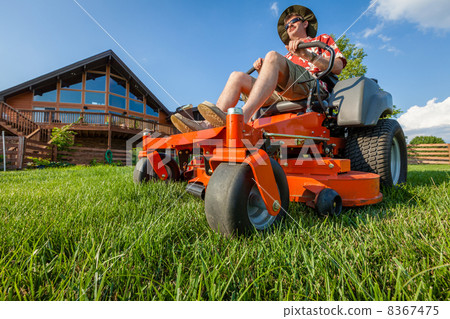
[205,158,289,236]
[315,188,342,217]
[133,154,180,183]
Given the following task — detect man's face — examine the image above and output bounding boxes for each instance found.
[285,15,308,39]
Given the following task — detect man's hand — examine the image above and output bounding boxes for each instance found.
[286,39,310,60]
[253,58,264,72]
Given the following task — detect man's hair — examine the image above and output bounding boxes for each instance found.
[284,13,304,24]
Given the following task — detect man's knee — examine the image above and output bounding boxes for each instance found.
[229,71,249,84]
[264,51,284,64]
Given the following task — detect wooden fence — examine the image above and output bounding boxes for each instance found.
[59,146,127,165]
[0,136,56,170]
[407,144,450,165]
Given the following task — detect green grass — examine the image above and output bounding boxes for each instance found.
[0,164,449,300]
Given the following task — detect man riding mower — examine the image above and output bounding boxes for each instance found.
[133,5,408,236]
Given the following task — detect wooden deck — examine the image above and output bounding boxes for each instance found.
[16,109,175,147]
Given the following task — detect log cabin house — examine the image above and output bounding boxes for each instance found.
[0,50,175,151]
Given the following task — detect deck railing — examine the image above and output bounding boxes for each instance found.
[18,110,175,135]
[0,102,41,136]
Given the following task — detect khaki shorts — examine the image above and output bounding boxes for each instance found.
[241,58,325,106]
[276,58,315,100]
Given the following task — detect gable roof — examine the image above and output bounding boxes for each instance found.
[0,50,171,115]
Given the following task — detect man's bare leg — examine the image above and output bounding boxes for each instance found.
[242,51,290,122]
[215,71,255,113]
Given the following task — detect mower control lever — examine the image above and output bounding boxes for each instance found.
[296,42,336,80]
[247,67,256,75]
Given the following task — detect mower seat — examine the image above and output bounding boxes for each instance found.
[251,74,339,120]
[252,100,308,120]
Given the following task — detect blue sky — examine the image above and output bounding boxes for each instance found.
[1,0,449,141]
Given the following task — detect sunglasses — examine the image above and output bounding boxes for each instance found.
[284,17,304,31]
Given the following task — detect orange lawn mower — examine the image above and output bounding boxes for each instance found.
[133,42,408,236]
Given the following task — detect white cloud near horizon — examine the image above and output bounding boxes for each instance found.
[398,97,450,142]
[270,2,279,17]
[371,0,450,30]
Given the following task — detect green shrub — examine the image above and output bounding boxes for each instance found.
[49,123,77,161]
[26,157,75,169]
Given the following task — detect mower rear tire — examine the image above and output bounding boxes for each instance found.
[205,158,289,236]
[133,154,180,183]
[345,119,407,187]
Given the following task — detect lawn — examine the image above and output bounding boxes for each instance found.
[0,164,449,301]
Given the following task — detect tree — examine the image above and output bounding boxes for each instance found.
[332,34,367,81]
[332,34,403,118]
[388,105,403,118]
[410,136,445,145]
[49,123,77,161]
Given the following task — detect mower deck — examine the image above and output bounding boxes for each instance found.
[139,109,383,210]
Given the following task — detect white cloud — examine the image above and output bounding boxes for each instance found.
[398,97,450,142]
[353,41,367,49]
[362,23,384,38]
[377,34,391,42]
[371,0,450,30]
[270,2,279,17]
[380,44,401,55]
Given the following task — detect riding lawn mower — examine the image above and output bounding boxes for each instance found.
[133,42,408,236]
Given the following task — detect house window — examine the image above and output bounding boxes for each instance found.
[128,86,144,113]
[61,74,83,90]
[85,73,106,91]
[129,86,143,101]
[109,94,126,109]
[33,85,57,102]
[109,75,126,96]
[60,90,82,104]
[129,100,144,113]
[146,102,159,117]
[85,92,105,105]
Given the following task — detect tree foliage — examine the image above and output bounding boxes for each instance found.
[389,105,403,118]
[332,34,367,81]
[410,136,445,145]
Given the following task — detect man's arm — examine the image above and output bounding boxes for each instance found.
[307,51,344,75]
[287,39,344,75]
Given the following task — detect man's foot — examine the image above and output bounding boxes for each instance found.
[197,101,227,127]
[170,113,213,133]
